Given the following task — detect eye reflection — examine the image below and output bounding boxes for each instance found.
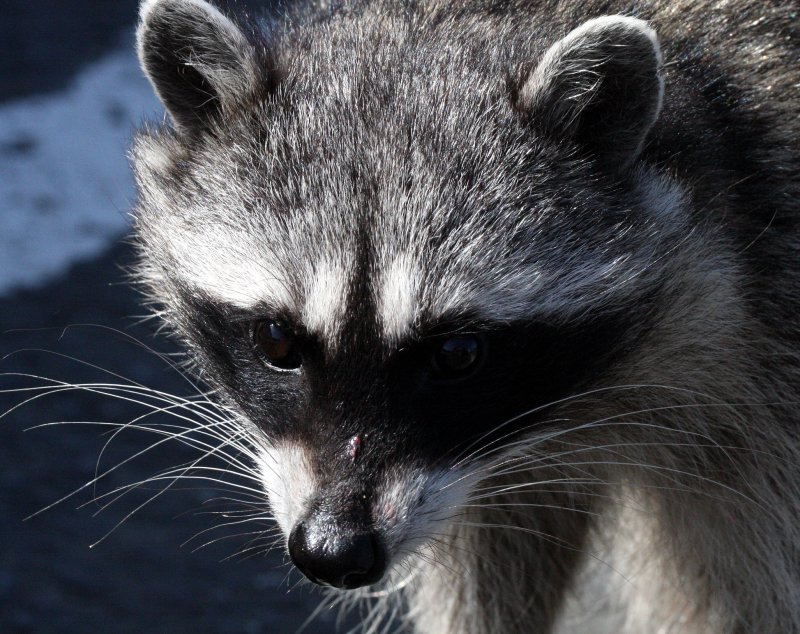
[253,321,301,370]
[432,335,481,378]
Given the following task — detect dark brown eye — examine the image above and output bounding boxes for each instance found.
[432,335,481,378]
[253,321,301,370]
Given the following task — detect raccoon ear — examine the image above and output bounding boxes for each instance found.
[137,0,262,134]
[518,16,663,171]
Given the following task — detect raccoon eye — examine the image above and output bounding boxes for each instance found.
[252,321,301,370]
[432,335,481,378]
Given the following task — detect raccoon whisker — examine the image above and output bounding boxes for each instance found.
[326,593,363,633]
[488,431,765,484]
[467,476,604,497]
[463,481,734,515]
[57,322,212,394]
[422,530,572,590]
[454,502,602,518]
[6,376,239,435]
[195,510,271,524]
[473,462,700,501]
[222,534,285,562]
[83,415,259,484]
[85,481,263,548]
[21,416,254,521]
[0,346,196,404]
[31,418,261,492]
[462,468,667,501]
[220,541,273,564]
[461,488,654,518]
[83,462,267,512]
[193,494,268,509]
[83,447,263,518]
[417,534,499,577]
[89,401,257,487]
[182,515,277,547]
[85,484,265,524]
[401,543,462,582]
[296,593,346,634]
[460,399,769,476]
[449,520,579,551]
[447,382,726,469]
[286,570,310,593]
[0,362,221,413]
[354,596,403,634]
[187,503,269,519]
[188,527,276,553]
[446,484,621,507]
[447,519,629,585]
[446,400,778,491]
[29,406,253,474]
[220,540,271,562]
[486,439,767,481]
[228,526,285,554]
[471,458,769,513]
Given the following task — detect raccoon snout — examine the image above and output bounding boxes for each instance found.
[288,519,387,589]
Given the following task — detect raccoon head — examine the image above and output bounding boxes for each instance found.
[134,0,679,589]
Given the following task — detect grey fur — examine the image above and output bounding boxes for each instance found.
[132,1,800,632]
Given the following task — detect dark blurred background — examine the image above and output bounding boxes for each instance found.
[0,2,351,632]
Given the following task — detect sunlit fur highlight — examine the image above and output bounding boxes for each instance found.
[61,0,800,633]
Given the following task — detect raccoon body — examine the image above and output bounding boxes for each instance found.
[132,0,799,632]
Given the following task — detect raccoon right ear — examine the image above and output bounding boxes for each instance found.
[137,0,264,134]
[517,16,664,171]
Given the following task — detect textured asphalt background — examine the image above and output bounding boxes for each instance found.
[0,2,355,632]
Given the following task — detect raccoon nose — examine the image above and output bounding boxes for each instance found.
[288,521,386,589]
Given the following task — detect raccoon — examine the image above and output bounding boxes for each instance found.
[131,0,799,632]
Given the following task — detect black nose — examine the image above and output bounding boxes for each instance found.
[288,521,386,589]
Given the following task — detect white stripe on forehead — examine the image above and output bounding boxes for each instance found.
[167,227,294,308]
[379,255,421,341]
[167,230,352,341]
[302,257,350,342]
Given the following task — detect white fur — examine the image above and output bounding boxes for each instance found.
[256,441,317,537]
[374,467,474,559]
[302,257,350,343]
[378,255,421,342]
[170,229,295,310]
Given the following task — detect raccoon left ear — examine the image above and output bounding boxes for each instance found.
[137,0,265,134]
[518,16,664,171]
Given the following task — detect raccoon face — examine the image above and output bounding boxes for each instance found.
[134,0,678,589]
